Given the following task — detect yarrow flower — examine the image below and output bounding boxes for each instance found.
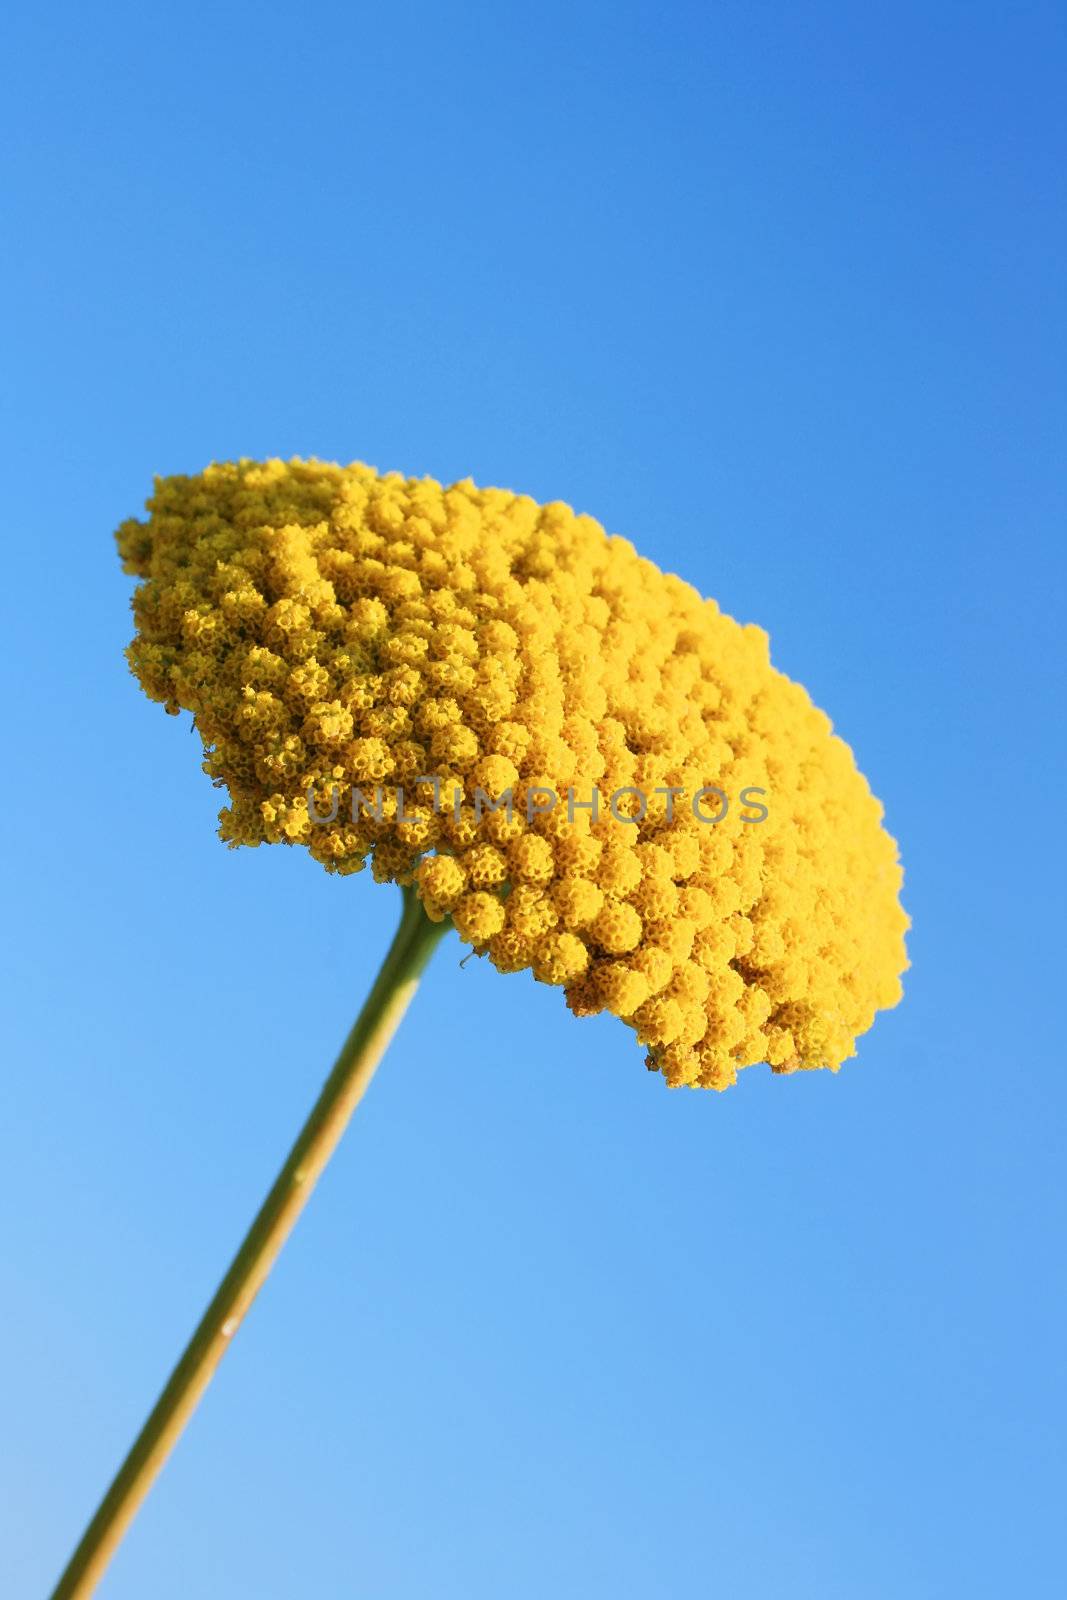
[117,457,907,1089]
[52,454,910,1596]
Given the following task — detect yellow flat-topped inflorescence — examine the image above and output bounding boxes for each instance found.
[117,457,908,1088]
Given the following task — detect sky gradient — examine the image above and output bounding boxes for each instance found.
[2,3,1064,1596]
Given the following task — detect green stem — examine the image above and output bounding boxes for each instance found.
[51,886,448,1600]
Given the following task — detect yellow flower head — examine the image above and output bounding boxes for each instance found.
[117,457,908,1089]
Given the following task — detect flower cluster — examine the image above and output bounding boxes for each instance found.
[117,458,908,1088]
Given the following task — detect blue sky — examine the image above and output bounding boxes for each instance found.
[2,2,1064,1596]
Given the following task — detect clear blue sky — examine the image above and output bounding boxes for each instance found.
[2,3,1064,1597]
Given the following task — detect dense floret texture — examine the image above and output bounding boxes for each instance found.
[118,458,907,1088]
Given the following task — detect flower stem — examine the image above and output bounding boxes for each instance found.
[50,885,448,1600]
